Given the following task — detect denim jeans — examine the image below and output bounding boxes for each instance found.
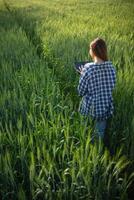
[94,119,107,139]
[81,116,107,141]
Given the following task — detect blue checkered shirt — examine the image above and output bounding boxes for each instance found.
[78,61,116,120]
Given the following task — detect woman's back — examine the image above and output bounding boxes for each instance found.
[78,61,116,120]
[78,37,117,139]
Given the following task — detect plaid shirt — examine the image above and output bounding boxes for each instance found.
[78,61,116,120]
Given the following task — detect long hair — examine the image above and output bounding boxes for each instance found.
[90,38,108,61]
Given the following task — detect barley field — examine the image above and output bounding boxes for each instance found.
[0,0,134,199]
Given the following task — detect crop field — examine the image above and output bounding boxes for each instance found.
[0,0,134,199]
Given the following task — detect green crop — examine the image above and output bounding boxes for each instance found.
[0,0,134,199]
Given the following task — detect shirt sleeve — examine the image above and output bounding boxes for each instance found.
[77,71,89,97]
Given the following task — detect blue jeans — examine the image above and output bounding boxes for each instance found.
[94,119,107,139]
[81,116,107,140]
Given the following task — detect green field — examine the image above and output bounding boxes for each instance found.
[0,0,134,199]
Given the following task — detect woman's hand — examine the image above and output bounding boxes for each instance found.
[79,65,84,75]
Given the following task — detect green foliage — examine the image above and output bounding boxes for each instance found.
[0,0,134,199]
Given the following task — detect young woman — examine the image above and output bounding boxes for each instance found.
[78,38,116,141]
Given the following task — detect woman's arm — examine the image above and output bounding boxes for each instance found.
[77,71,88,97]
